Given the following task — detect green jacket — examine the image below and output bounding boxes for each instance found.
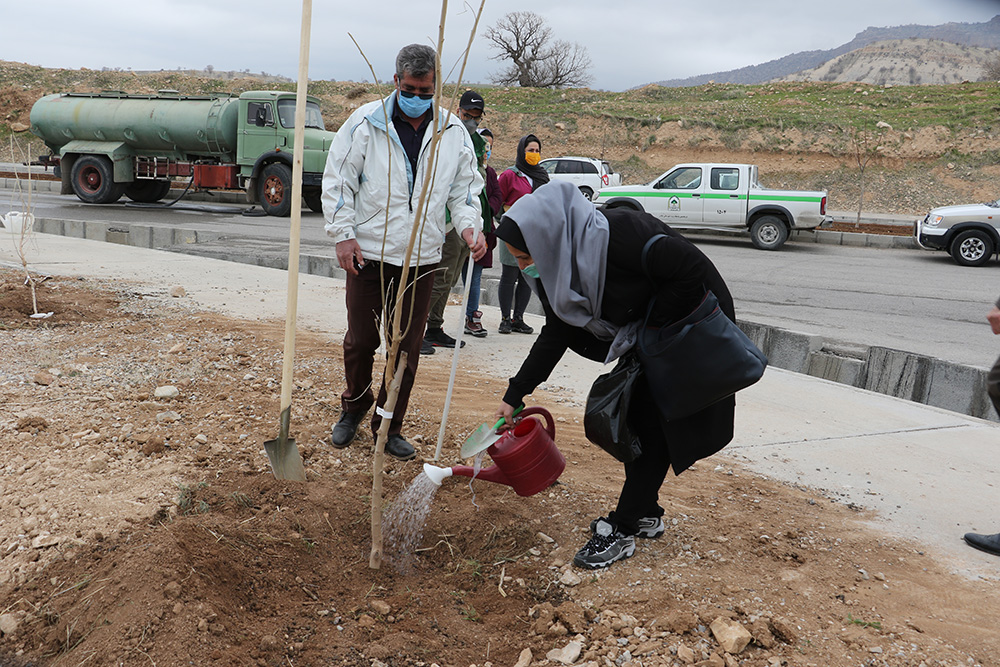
[447,130,491,233]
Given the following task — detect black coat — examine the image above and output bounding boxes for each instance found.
[503,208,736,474]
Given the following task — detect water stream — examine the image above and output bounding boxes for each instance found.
[382,472,440,573]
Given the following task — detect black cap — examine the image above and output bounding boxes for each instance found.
[459,90,485,111]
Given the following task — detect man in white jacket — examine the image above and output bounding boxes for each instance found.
[322,43,486,461]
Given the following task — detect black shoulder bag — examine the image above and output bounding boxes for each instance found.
[636,234,768,421]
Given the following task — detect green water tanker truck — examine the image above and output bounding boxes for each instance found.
[29,90,335,216]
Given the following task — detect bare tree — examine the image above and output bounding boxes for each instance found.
[483,11,593,88]
[845,122,887,228]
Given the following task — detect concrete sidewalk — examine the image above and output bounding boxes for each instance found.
[2,232,999,581]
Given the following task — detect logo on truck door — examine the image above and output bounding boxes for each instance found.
[668,196,681,211]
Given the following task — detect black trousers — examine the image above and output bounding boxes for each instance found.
[498,263,532,320]
[608,388,670,535]
[988,354,1000,418]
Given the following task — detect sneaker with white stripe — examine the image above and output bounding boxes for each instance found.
[574,519,636,569]
[590,515,665,539]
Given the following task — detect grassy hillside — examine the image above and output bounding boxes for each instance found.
[2,60,999,215]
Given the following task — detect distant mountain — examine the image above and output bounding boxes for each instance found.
[649,15,1000,87]
[776,38,998,86]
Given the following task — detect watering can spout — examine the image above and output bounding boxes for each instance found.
[422,463,454,487]
[449,462,513,488]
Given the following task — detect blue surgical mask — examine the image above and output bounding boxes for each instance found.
[521,264,539,279]
[485,149,492,161]
[397,90,433,118]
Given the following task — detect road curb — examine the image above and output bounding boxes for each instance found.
[20,216,991,422]
[792,228,918,249]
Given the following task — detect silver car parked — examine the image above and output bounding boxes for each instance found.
[916,198,1000,267]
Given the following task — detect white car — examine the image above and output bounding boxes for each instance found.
[540,156,622,201]
[594,163,829,250]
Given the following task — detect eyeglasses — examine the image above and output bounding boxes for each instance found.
[399,89,434,101]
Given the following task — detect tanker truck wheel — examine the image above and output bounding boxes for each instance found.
[258,163,292,217]
[125,180,172,203]
[71,155,124,204]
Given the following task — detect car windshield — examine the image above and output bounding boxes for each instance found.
[276,99,326,130]
[985,199,1000,208]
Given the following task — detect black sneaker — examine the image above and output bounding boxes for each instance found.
[385,434,416,461]
[510,318,534,334]
[590,515,665,539]
[331,410,364,448]
[498,318,512,334]
[425,327,465,349]
[420,338,436,355]
[573,519,635,570]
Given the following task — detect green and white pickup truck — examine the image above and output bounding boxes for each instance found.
[594,163,829,250]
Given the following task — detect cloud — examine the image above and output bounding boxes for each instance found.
[2,0,996,90]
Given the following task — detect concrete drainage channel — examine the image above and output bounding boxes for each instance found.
[14,205,993,423]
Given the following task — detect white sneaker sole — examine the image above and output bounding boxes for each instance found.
[573,541,635,570]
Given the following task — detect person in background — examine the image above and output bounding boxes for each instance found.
[496,134,548,334]
[422,90,491,352]
[493,180,737,570]
[462,127,501,337]
[962,299,1000,557]
[321,44,485,461]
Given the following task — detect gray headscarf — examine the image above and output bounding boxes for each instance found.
[499,180,638,362]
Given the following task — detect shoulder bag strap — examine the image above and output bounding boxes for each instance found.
[640,233,667,280]
[639,234,667,328]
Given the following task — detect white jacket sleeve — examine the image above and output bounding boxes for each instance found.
[446,130,485,238]
[322,110,370,243]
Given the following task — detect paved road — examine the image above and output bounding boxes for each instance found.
[687,233,998,369]
[5,188,999,370]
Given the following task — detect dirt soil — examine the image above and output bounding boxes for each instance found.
[1,269,998,667]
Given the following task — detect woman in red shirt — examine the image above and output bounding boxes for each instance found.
[496,134,548,334]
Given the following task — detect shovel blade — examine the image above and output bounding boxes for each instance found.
[460,423,503,459]
[460,404,525,459]
[263,437,307,481]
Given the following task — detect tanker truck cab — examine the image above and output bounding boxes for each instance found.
[237,91,334,216]
[29,90,335,217]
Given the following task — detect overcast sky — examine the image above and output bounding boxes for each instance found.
[4,0,998,91]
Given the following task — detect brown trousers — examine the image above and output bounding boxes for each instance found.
[342,261,437,437]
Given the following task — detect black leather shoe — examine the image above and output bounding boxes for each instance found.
[331,411,364,448]
[425,327,465,349]
[385,434,416,461]
[964,531,1000,557]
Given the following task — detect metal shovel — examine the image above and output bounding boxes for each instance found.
[460,404,524,459]
[263,0,311,482]
[264,406,306,481]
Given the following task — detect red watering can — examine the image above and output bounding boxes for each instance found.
[423,407,564,497]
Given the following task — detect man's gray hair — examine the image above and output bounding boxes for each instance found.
[396,44,437,80]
